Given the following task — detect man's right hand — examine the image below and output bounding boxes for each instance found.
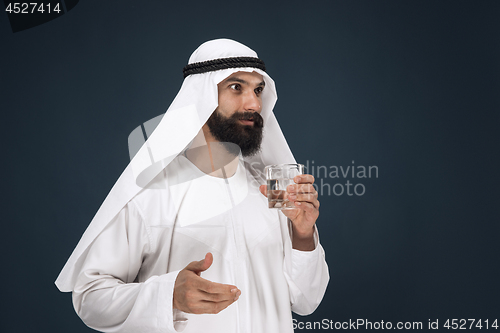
[173,252,241,314]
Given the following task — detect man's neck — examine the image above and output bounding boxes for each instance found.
[184,126,240,178]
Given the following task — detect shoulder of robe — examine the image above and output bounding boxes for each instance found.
[128,186,169,220]
[126,158,180,225]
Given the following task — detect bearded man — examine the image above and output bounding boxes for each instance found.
[56,39,329,333]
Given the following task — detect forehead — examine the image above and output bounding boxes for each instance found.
[220,71,264,84]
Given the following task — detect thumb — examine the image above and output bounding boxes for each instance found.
[259,184,267,197]
[185,252,213,275]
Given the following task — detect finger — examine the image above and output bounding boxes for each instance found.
[259,184,267,197]
[287,183,316,194]
[199,287,241,302]
[294,174,314,184]
[294,200,319,213]
[185,252,213,274]
[288,193,318,203]
[191,298,238,315]
[197,277,239,296]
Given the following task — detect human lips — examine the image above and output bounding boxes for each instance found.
[233,111,263,128]
[239,119,254,126]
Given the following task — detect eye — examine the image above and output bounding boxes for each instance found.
[229,83,241,91]
[254,86,264,95]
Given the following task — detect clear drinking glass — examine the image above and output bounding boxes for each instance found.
[264,163,304,210]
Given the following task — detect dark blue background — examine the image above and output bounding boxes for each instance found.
[1,1,499,332]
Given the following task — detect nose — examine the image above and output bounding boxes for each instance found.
[242,91,262,113]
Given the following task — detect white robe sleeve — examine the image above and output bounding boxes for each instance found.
[284,219,330,316]
[72,201,187,333]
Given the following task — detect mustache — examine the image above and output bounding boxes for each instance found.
[231,111,264,127]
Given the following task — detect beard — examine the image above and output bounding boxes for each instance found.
[206,109,264,157]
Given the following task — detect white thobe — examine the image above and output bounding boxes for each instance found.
[72,154,329,333]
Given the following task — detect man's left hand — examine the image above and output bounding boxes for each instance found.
[259,174,319,251]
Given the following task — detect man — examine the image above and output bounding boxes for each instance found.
[56,39,329,332]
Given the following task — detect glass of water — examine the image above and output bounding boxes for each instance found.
[264,163,304,210]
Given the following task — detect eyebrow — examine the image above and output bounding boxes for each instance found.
[225,77,266,87]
